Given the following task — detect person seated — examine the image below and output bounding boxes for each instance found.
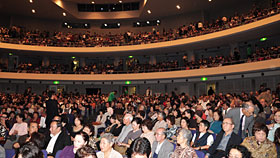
[190,120,214,154]
[274,127,280,157]
[118,117,142,152]
[267,110,280,142]
[152,112,167,132]
[228,145,252,158]
[165,115,178,140]
[15,142,44,158]
[151,127,174,158]
[180,117,189,130]
[60,132,89,158]
[45,120,71,157]
[140,119,155,146]
[4,114,28,149]
[184,110,197,130]
[241,122,277,158]
[75,145,97,158]
[130,137,151,158]
[97,133,122,158]
[70,115,84,140]
[170,129,198,158]
[208,110,223,134]
[206,118,242,158]
[93,110,107,137]
[83,123,98,150]
[13,121,39,149]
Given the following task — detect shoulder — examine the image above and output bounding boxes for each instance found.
[112,149,122,157]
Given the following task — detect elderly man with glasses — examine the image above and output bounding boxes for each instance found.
[205,118,242,158]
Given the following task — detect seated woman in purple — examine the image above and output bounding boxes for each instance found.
[60,131,89,158]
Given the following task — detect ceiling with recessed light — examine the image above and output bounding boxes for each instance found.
[0,0,258,20]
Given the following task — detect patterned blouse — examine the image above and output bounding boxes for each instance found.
[241,136,277,158]
[0,124,7,139]
[170,145,198,158]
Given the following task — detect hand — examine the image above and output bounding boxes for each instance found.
[13,130,18,135]
[205,155,209,158]
[47,156,54,158]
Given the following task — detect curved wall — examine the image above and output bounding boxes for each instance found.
[1,13,280,55]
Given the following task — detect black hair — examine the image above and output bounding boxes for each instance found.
[30,132,45,149]
[130,137,151,158]
[274,127,280,146]
[214,110,223,121]
[76,131,89,145]
[166,115,175,125]
[84,123,95,136]
[16,113,25,121]
[16,142,43,158]
[75,145,97,158]
[141,119,153,131]
[200,120,210,130]
[252,122,268,136]
[229,145,251,158]
[184,109,195,119]
[75,115,84,126]
[132,117,143,126]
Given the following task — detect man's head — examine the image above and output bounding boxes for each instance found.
[157,112,165,121]
[222,118,235,133]
[155,128,166,143]
[50,121,62,136]
[242,102,255,117]
[28,122,39,135]
[198,120,210,133]
[123,113,133,125]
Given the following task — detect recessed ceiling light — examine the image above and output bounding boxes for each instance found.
[147,21,150,24]
[176,5,181,9]
[209,0,212,1]
[91,1,95,4]
[117,23,121,26]
[62,12,66,16]
[157,20,160,23]
[64,22,68,25]
[85,24,88,26]
[32,9,36,13]
[119,0,122,3]
[104,24,107,27]
[147,10,151,14]
[136,22,140,25]
[29,0,33,3]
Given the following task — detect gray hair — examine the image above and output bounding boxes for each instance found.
[125,113,133,122]
[101,133,115,144]
[178,129,192,145]
[242,101,255,110]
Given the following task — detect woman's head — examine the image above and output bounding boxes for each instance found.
[213,110,223,121]
[184,109,194,119]
[166,115,175,126]
[131,137,151,158]
[16,114,25,123]
[176,129,192,146]
[228,145,251,158]
[74,132,89,152]
[141,119,153,132]
[17,142,43,158]
[132,117,142,131]
[110,115,116,124]
[74,115,84,126]
[274,127,280,145]
[253,122,268,143]
[83,124,94,137]
[75,145,97,158]
[180,117,189,129]
[100,133,115,152]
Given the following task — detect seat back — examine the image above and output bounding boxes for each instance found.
[5,149,15,158]
[195,150,205,158]
[55,150,62,158]
[42,150,48,158]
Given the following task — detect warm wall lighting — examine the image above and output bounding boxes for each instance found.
[176,5,181,9]
[29,0,33,3]
[32,9,36,13]
[147,10,151,14]
[91,1,95,4]
[119,0,122,3]
[63,12,66,16]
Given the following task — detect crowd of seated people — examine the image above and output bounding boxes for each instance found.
[0,83,280,157]
[0,44,279,74]
[0,5,279,48]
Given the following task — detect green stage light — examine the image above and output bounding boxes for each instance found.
[53,81,60,84]
[201,77,208,81]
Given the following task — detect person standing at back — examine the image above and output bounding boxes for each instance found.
[45,91,59,129]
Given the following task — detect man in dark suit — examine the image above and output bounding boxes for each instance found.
[151,127,174,158]
[205,118,242,158]
[225,101,255,139]
[45,120,71,157]
[45,91,59,129]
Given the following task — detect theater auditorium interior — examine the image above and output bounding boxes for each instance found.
[0,0,280,158]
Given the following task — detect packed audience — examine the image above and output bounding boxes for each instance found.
[0,82,280,157]
[0,44,279,74]
[0,5,279,48]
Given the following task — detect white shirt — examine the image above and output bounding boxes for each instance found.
[96,149,123,158]
[46,131,61,154]
[191,132,214,146]
[240,108,246,131]
[155,140,165,154]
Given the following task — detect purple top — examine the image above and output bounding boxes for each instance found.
[59,145,75,158]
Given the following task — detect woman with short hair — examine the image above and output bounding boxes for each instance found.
[97,133,122,158]
[170,129,198,158]
[241,122,277,158]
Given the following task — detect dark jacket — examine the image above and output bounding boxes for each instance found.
[207,130,242,157]
[45,130,71,157]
